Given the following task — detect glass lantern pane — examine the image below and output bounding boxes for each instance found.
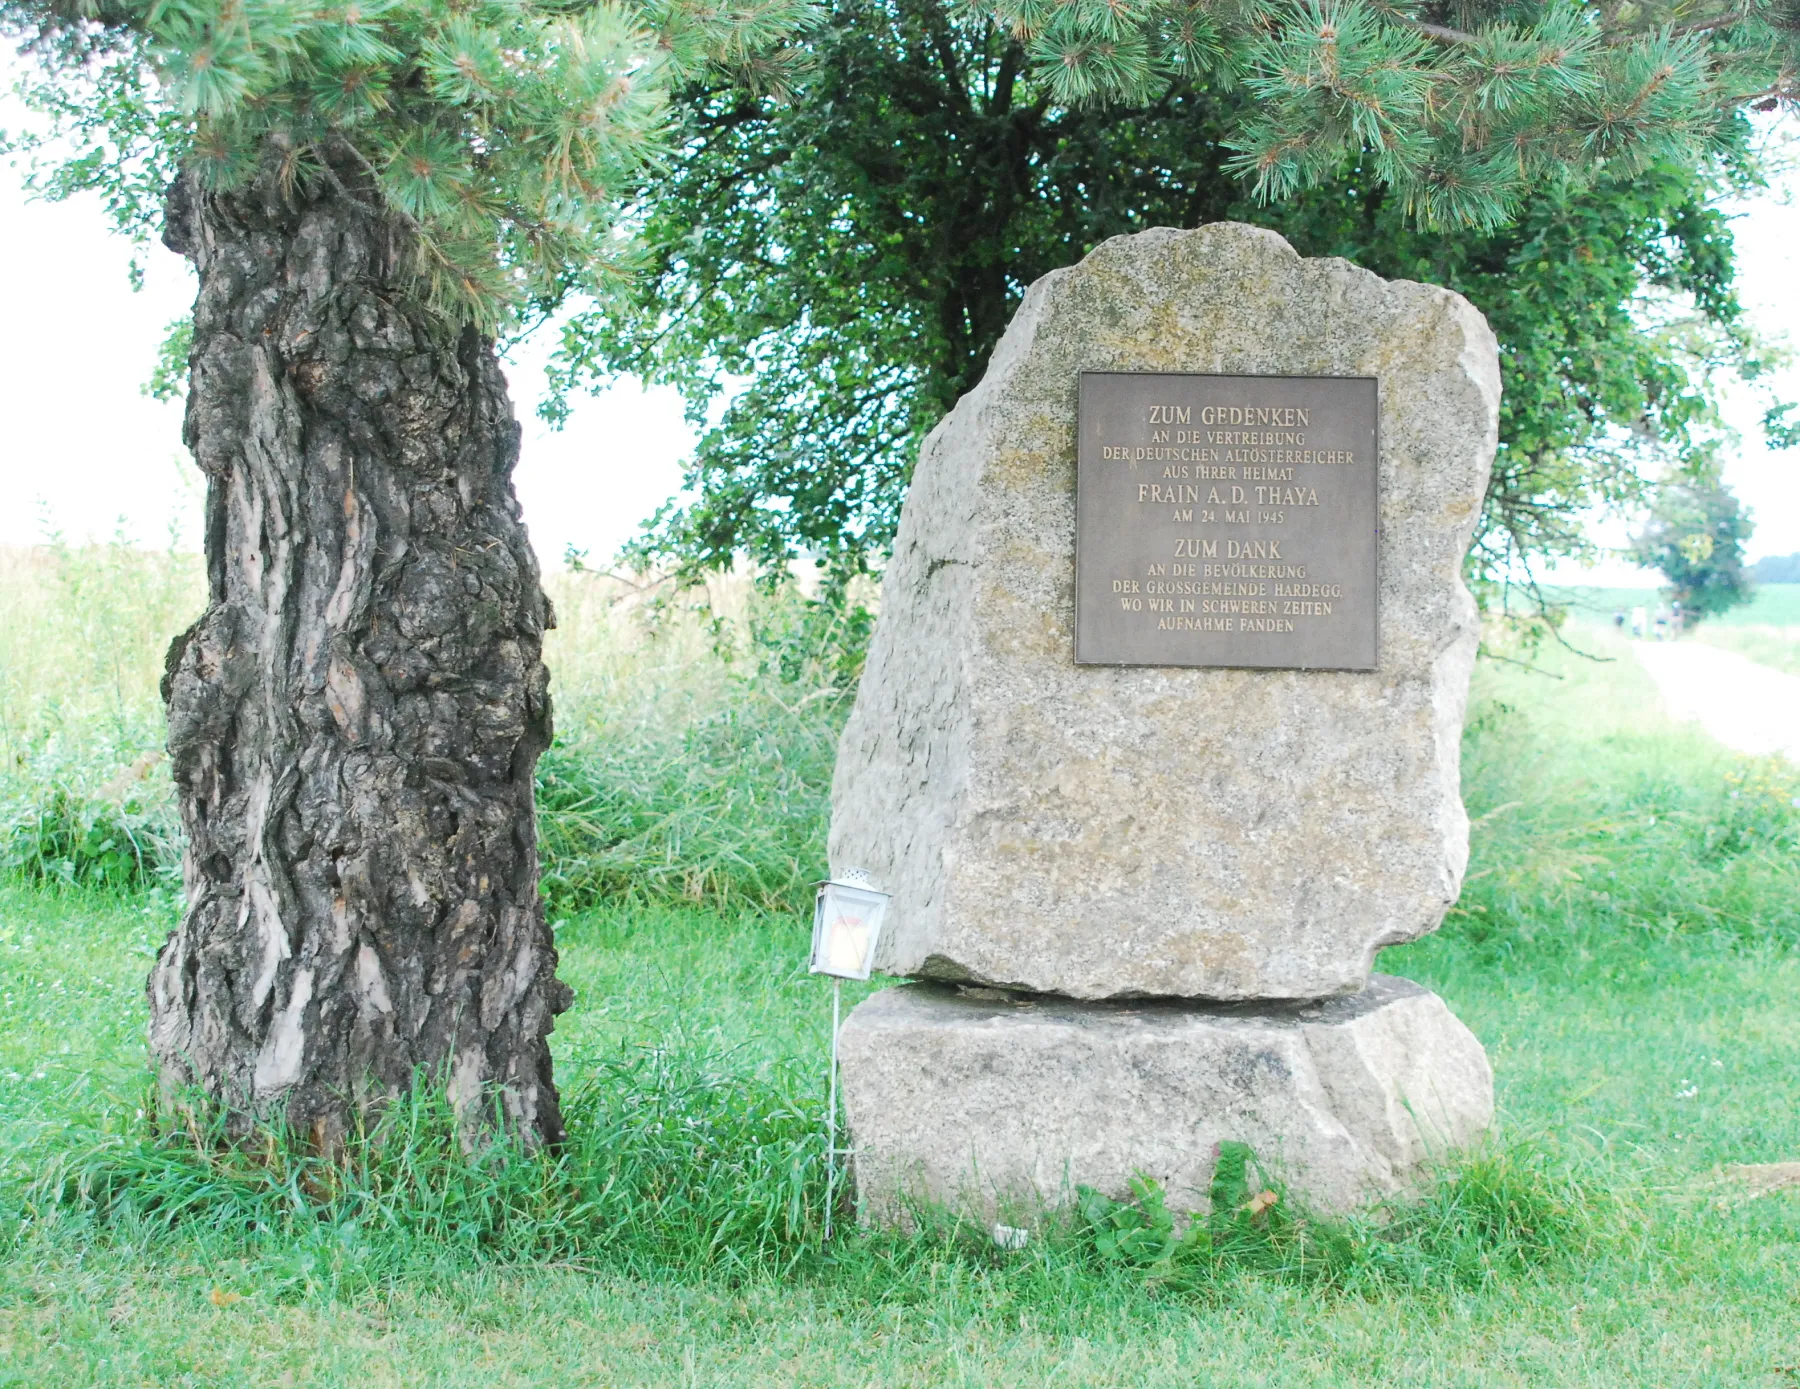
[811,882,889,979]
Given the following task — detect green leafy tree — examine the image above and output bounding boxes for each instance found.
[1,0,811,1144]
[1630,474,1756,622]
[552,0,1786,590]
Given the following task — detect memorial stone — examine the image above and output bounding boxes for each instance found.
[840,976,1495,1217]
[832,223,1499,1220]
[831,223,1498,1002]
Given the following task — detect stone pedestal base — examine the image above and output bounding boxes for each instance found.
[837,975,1493,1222]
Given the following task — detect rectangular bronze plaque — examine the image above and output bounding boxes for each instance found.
[1076,372,1378,671]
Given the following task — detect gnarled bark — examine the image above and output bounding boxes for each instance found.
[149,154,571,1147]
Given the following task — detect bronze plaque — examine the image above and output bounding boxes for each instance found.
[1076,372,1378,671]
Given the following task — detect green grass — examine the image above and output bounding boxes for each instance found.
[1549,581,1800,627]
[2,627,1799,1384]
[1727,582,1800,625]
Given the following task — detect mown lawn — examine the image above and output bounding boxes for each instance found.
[1,635,1797,1387]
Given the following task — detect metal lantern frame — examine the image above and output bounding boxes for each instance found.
[809,871,891,1239]
[809,875,890,982]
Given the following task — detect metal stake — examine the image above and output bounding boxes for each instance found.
[825,977,841,1241]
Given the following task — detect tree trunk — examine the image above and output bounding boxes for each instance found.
[149,154,571,1148]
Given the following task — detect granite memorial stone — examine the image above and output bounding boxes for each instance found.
[831,222,1499,1002]
[831,223,1500,1221]
[840,976,1493,1218]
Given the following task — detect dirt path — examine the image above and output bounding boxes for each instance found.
[1633,639,1800,763]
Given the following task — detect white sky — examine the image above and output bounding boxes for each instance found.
[0,164,696,564]
[1,76,1795,579]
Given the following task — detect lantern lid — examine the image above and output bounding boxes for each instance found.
[819,866,885,893]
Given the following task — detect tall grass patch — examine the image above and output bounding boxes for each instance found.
[0,540,201,886]
[18,1042,830,1298]
[1451,627,1800,955]
[0,549,860,910]
[536,570,866,915]
[16,1050,1608,1308]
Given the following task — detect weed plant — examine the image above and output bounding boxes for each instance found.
[1070,1138,1611,1300]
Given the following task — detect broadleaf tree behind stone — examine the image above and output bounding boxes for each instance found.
[554,0,1790,595]
[0,0,814,1146]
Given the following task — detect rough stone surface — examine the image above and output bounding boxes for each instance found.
[839,976,1494,1220]
[831,223,1500,1000]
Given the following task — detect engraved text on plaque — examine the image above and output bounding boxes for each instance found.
[1075,372,1378,670]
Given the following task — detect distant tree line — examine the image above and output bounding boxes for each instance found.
[1753,552,1800,583]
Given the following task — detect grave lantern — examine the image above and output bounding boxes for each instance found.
[811,868,890,1239]
[809,869,890,981]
